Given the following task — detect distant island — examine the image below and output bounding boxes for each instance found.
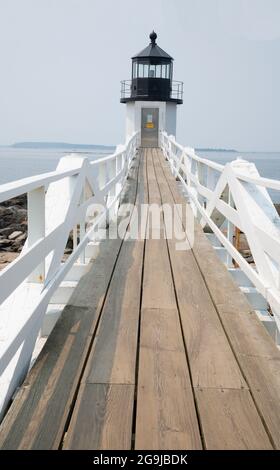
[11,142,115,151]
[195,148,238,153]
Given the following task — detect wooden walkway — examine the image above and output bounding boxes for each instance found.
[1,149,280,450]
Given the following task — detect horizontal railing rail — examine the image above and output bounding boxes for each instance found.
[120,79,184,101]
[0,132,139,418]
[160,131,280,337]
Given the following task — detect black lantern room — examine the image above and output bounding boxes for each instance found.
[121,31,183,104]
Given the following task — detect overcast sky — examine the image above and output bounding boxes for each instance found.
[0,0,280,150]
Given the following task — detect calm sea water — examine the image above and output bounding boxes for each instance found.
[0,146,113,183]
[0,147,279,202]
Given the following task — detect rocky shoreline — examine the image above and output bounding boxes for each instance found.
[0,195,27,270]
[0,194,75,271]
[0,196,279,271]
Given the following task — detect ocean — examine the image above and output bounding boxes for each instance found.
[0,146,113,183]
[0,146,279,202]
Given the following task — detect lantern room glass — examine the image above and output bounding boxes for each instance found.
[132,61,171,79]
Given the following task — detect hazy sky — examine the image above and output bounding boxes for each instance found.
[0,0,280,150]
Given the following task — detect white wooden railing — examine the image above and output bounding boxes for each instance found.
[161,131,280,341]
[0,132,139,418]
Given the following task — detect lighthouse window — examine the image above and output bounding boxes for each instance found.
[166,64,170,79]
[143,64,149,77]
[138,63,144,78]
[156,65,161,78]
[133,62,137,78]
[161,63,171,79]
[149,65,156,78]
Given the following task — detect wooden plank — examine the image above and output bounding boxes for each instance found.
[219,308,280,359]
[135,347,202,450]
[63,384,134,450]
[0,305,96,449]
[135,149,202,450]
[142,150,176,311]
[82,152,146,384]
[158,151,279,358]
[235,354,280,449]
[166,247,247,389]
[140,308,184,352]
[141,238,176,310]
[0,153,141,450]
[153,150,247,389]
[195,388,273,449]
[83,239,144,385]
[158,151,278,362]
[190,223,280,448]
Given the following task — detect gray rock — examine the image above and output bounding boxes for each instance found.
[0,239,12,247]
[8,231,23,240]
[11,235,27,252]
[0,196,28,258]
[16,233,27,242]
[0,195,27,209]
[0,206,27,229]
[0,224,26,238]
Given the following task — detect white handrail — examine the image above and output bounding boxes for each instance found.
[0,167,81,203]
[0,131,139,418]
[160,131,280,334]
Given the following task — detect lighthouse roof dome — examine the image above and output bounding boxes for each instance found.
[132,31,173,60]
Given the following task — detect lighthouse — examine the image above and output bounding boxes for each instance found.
[121,31,183,147]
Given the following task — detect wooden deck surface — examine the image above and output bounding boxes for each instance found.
[0,149,280,450]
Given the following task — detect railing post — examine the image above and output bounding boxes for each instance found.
[169,135,176,175]
[27,186,45,283]
[197,162,205,220]
[108,158,117,221]
[79,187,86,264]
[116,153,123,199]
[98,161,107,228]
[207,167,216,192]
[227,191,234,267]
[73,225,78,251]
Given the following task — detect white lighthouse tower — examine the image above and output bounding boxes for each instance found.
[120,31,183,147]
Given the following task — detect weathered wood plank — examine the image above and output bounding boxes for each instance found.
[135,149,202,450]
[191,224,280,448]
[1,299,127,450]
[83,239,144,385]
[63,384,134,450]
[142,150,176,311]
[135,347,202,450]
[0,305,96,449]
[140,308,184,352]
[154,150,247,389]
[195,388,273,449]
[141,237,176,311]
[81,153,146,385]
[235,354,280,448]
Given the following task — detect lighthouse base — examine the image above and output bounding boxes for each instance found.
[125,101,177,147]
